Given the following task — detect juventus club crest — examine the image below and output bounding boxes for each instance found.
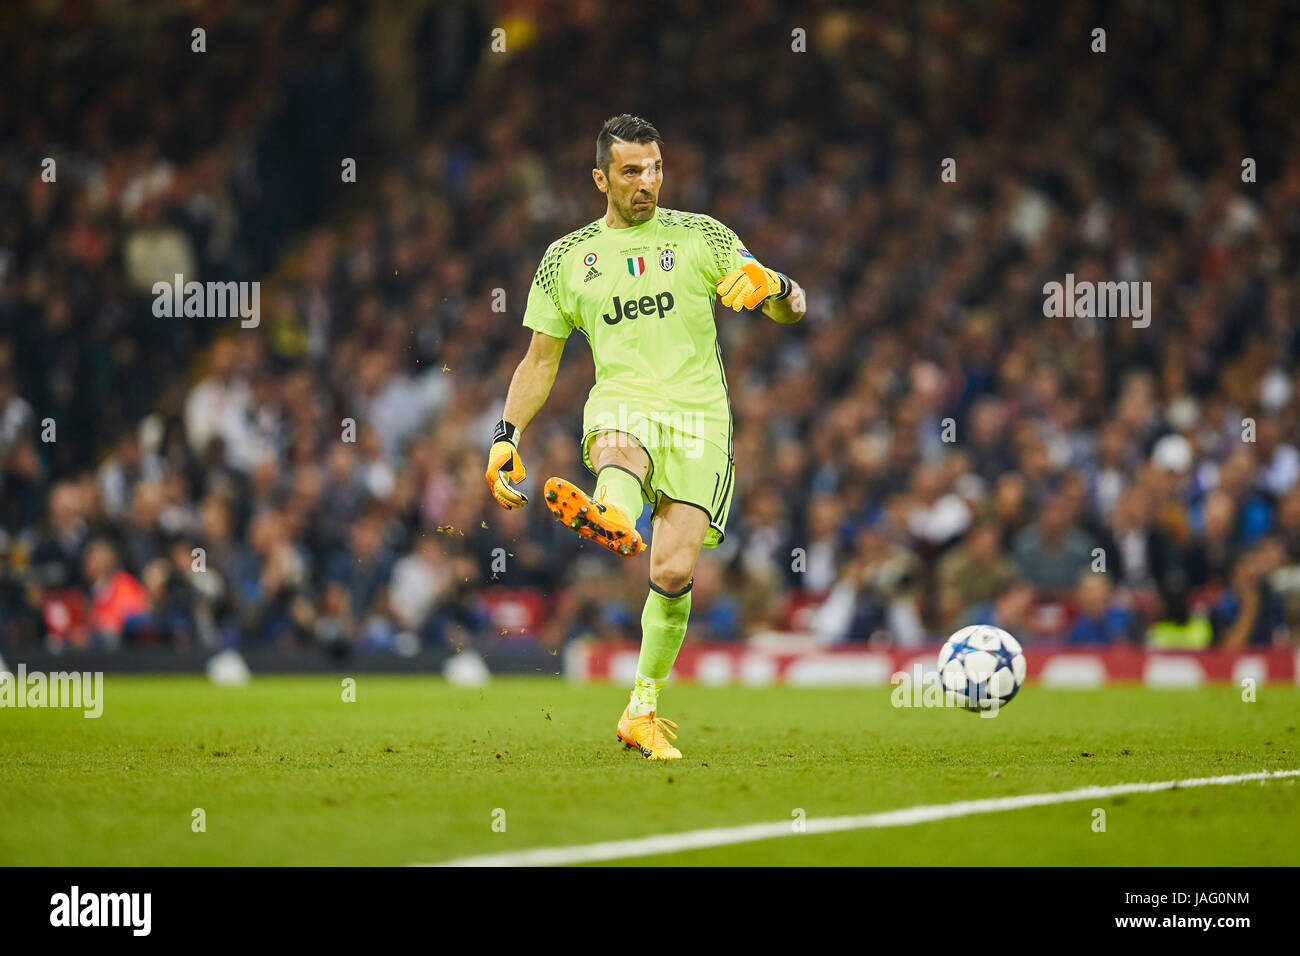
[656,242,678,272]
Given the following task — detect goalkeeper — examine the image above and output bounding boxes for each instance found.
[485,115,805,759]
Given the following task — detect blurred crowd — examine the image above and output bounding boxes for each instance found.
[2,0,1299,655]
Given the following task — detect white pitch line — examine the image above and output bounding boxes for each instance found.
[417,768,1300,867]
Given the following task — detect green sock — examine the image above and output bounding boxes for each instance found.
[630,581,693,717]
[594,466,643,521]
[630,672,667,718]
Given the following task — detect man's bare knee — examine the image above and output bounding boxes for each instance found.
[650,554,696,596]
[590,430,649,478]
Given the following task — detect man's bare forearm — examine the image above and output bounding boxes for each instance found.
[763,279,806,325]
[501,331,565,434]
[502,356,557,432]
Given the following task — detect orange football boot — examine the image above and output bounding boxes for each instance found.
[616,694,682,760]
[542,477,645,557]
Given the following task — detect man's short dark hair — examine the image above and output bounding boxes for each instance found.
[596,114,663,174]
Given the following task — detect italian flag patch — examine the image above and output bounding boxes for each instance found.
[626,256,646,277]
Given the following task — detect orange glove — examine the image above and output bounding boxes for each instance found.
[485,420,527,509]
[717,263,791,311]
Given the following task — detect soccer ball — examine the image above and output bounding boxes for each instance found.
[938,625,1026,711]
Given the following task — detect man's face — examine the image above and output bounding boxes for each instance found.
[595,140,662,224]
[969,525,998,560]
[1041,497,1070,536]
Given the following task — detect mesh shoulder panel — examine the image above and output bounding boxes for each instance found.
[657,207,739,277]
[535,220,602,311]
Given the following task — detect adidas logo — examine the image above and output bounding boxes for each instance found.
[584,266,602,282]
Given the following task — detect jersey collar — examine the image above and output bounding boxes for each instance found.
[600,205,660,233]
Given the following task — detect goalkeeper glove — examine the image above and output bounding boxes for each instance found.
[716,263,791,312]
[485,419,528,509]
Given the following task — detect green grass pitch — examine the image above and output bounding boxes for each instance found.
[1,676,1297,865]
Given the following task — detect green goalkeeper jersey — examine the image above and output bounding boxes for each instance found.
[522,206,759,457]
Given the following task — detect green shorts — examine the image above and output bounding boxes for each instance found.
[581,415,734,549]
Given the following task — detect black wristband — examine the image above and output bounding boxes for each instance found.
[771,272,792,300]
[493,419,521,446]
